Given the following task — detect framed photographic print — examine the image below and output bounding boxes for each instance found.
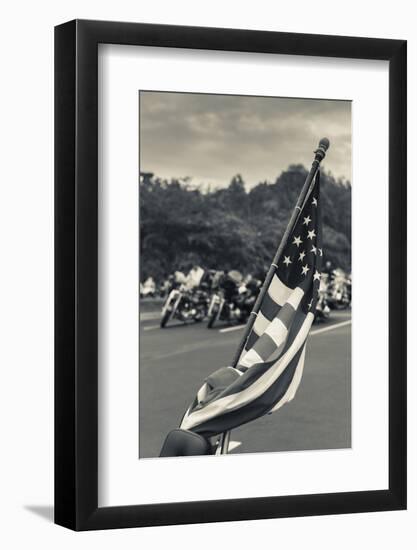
[55,20,406,530]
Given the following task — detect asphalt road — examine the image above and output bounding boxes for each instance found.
[139,309,351,458]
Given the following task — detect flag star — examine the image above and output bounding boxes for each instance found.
[293,236,303,247]
[313,270,321,281]
[307,299,313,310]
[312,197,318,206]
[302,215,312,226]
[307,229,316,240]
[301,264,310,276]
[319,248,323,256]
[298,250,306,262]
[311,245,317,255]
[283,255,292,267]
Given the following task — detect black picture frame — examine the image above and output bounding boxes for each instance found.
[55,19,407,531]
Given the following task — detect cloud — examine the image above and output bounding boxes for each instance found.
[140,91,351,187]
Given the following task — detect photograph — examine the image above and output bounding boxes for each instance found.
[139,91,352,459]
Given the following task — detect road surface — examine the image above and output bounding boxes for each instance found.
[139,308,351,458]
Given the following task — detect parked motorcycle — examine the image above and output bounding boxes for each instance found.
[160,286,208,328]
[139,276,156,298]
[326,271,351,310]
[314,279,331,323]
[207,271,259,328]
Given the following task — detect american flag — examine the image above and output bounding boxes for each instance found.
[181,173,323,438]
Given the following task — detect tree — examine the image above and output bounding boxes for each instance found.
[139,167,351,282]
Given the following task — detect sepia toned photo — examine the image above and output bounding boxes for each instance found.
[138,91,351,459]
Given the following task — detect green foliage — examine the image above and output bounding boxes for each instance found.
[139,167,351,282]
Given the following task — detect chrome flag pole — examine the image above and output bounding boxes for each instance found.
[219,137,330,454]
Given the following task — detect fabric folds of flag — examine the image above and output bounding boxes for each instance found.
[180,173,323,438]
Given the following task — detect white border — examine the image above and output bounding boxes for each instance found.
[98,44,389,506]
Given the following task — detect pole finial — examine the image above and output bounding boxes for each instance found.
[314,138,330,163]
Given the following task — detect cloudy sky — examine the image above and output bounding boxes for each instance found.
[140,91,351,189]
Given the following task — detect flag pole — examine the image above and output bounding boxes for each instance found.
[219,137,330,454]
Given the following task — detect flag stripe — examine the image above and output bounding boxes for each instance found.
[274,301,297,329]
[253,311,270,335]
[269,344,306,412]
[279,308,307,357]
[259,291,282,321]
[263,317,288,346]
[268,274,292,305]
[239,347,263,369]
[251,332,279,361]
[286,287,304,310]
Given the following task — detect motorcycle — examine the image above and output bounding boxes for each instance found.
[207,293,225,328]
[207,272,258,328]
[160,285,208,328]
[314,279,331,323]
[139,277,156,299]
[327,274,351,310]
